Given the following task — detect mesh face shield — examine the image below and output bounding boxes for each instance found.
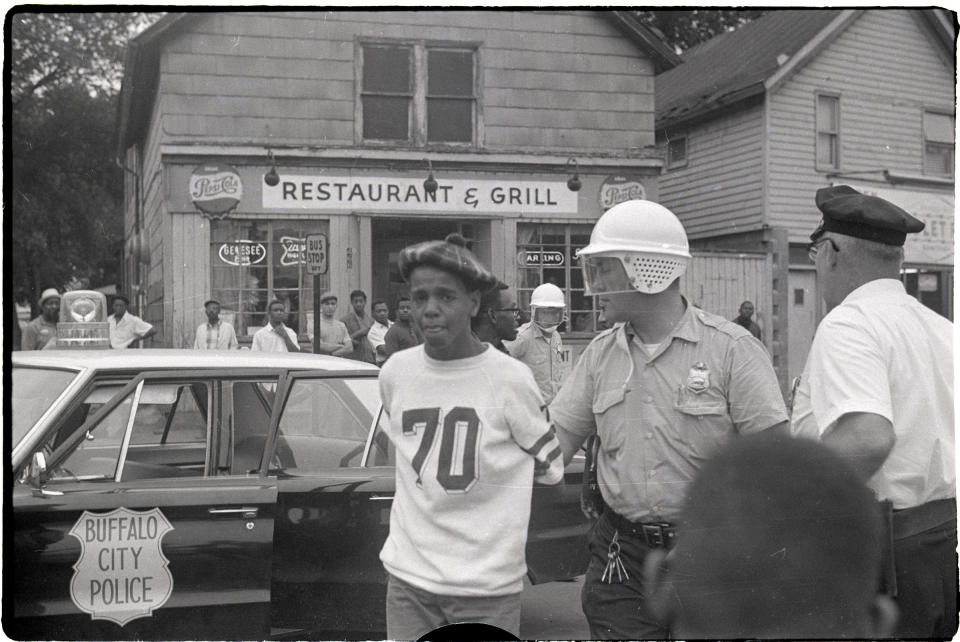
[580,253,687,295]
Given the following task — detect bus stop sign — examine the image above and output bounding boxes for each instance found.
[305,234,328,275]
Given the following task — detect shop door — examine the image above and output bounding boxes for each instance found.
[371,219,469,312]
[787,269,819,384]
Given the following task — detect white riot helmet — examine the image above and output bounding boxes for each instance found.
[577,199,690,295]
[529,283,565,332]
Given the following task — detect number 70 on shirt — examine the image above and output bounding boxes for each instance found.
[402,407,481,494]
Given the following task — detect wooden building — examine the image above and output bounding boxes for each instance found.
[655,8,956,389]
[116,10,682,352]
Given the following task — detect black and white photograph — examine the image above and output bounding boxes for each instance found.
[5,7,957,640]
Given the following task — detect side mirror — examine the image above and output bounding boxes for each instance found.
[28,451,49,488]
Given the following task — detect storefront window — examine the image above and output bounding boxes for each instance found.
[517,223,599,333]
[210,219,330,336]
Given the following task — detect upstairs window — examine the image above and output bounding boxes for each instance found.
[360,42,477,146]
[923,111,955,178]
[666,136,687,169]
[816,93,840,170]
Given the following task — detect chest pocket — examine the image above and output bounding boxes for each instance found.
[592,387,627,455]
[674,388,727,417]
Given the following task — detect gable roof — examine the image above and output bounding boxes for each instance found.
[656,9,849,129]
[657,8,957,130]
[116,10,681,156]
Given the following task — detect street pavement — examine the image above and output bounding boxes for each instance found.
[520,575,589,639]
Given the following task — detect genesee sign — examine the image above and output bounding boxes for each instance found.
[263,176,578,214]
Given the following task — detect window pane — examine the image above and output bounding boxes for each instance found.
[818,133,837,167]
[427,98,473,143]
[363,96,410,141]
[363,45,411,93]
[668,138,687,164]
[925,142,954,177]
[923,112,954,144]
[53,396,134,481]
[428,49,474,96]
[276,379,374,470]
[817,95,838,131]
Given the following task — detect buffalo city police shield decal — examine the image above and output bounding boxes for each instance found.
[686,362,710,393]
[69,507,174,625]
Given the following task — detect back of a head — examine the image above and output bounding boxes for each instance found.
[666,433,885,638]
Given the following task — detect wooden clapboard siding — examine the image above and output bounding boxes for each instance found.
[152,10,656,151]
[658,102,766,239]
[141,96,167,340]
[169,213,210,348]
[680,252,772,341]
[767,10,955,243]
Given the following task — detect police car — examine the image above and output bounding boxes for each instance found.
[10,346,589,639]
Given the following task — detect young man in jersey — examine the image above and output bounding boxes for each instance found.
[378,233,564,640]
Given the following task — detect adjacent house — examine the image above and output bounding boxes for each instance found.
[116,10,681,353]
[655,8,955,388]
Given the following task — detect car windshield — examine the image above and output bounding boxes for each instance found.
[12,366,79,447]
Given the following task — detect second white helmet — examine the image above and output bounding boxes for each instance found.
[577,199,690,295]
[530,283,566,308]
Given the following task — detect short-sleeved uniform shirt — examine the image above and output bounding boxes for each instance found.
[791,279,954,510]
[549,302,787,522]
[505,322,566,404]
[109,313,154,349]
[378,345,563,597]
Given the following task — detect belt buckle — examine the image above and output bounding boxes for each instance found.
[641,524,664,548]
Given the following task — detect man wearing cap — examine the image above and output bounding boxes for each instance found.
[312,291,352,357]
[108,294,156,349]
[193,299,239,350]
[790,185,955,639]
[548,200,788,639]
[378,233,563,640]
[21,288,61,350]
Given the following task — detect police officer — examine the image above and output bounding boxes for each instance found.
[549,199,788,639]
[505,283,567,404]
[791,185,955,639]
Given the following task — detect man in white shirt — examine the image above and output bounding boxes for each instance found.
[366,300,392,365]
[251,299,300,353]
[193,299,238,350]
[790,185,955,639]
[108,295,156,349]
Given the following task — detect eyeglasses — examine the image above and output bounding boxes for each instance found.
[807,237,840,261]
[492,308,522,320]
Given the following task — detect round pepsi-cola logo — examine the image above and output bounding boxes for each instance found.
[189,164,243,216]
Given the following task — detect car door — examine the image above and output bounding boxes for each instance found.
[11,371,277,641]
[261,370,393,638]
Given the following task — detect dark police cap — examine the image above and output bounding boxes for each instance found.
[398,233,499,293]
[812,185,924,247]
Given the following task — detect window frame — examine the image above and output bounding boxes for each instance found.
[516,222,600,335]
[666,135,688,170]
[209,218,331,338]
[815,92,841,171]
[356,38,481,149]
[921,108,955,178]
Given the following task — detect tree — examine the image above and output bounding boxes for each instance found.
[634,10,766,53]
[8,11,161,301]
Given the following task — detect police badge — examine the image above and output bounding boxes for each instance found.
[686,362,710,393]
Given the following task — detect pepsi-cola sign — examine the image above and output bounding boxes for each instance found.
[189,164,242,217]
[598,175,646,210]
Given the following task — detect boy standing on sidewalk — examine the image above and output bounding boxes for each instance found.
[378,234,564,640]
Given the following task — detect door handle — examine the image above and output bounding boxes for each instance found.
[369,495,394,501]
[209,506,259,519]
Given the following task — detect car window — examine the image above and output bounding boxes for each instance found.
[11,366,79,447]
[365,406,394,468]
[227,380,276,476]
[49,381,211,483]
[275,378,378,471]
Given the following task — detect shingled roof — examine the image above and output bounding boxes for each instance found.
[656,10,845,129]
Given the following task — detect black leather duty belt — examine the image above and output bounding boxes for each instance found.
[603,507,677,549]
